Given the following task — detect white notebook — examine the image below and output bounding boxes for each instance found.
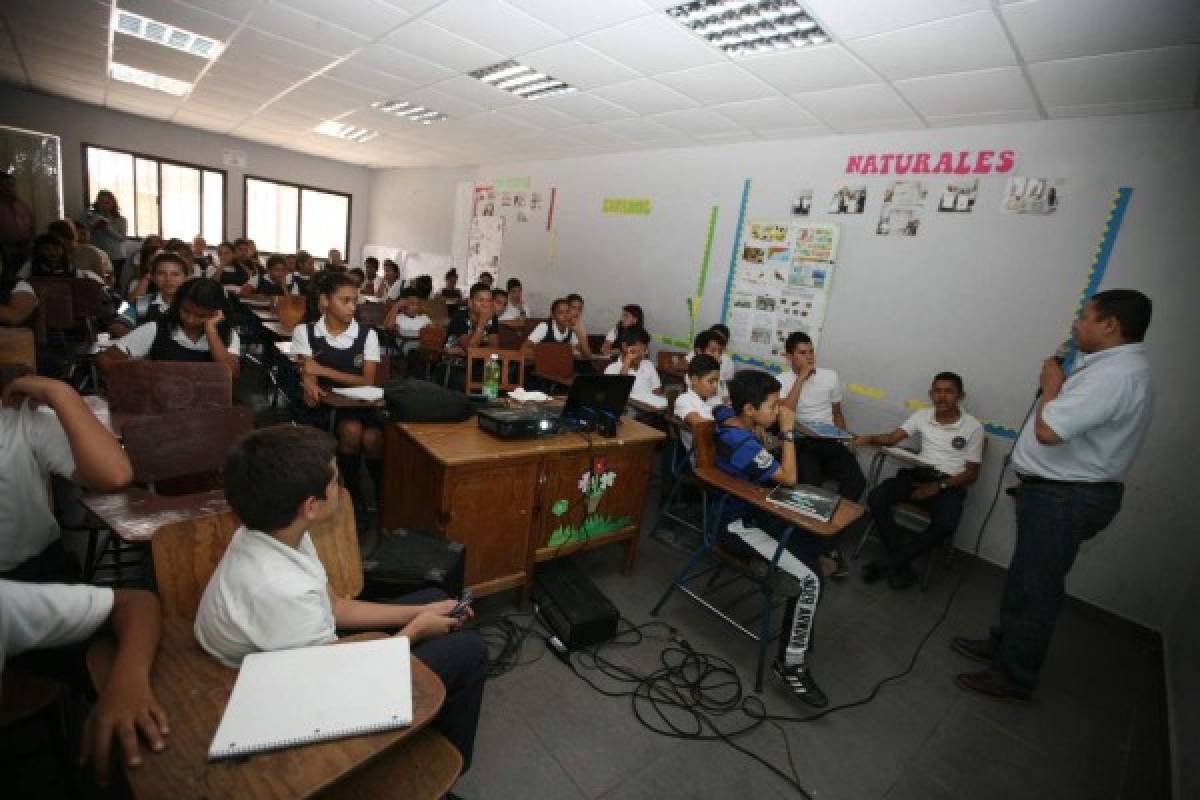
[208,636,413,761]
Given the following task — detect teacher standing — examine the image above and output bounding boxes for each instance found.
[953,289,1154,701]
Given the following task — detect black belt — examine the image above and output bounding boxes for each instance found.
[1016,473,1122,490]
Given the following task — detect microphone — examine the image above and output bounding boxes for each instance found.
[1037,339,1075,397]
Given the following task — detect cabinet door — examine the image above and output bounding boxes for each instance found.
[444,461,539,592]
[536,445,655,551]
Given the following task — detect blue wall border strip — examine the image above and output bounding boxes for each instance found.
[718,178,752,324]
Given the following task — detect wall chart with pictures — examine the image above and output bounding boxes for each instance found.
[723,220,840,368]
[470,181,556,283]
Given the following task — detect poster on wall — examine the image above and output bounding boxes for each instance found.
[1002,176,1063,214]
[938,179,978,213]
[828,185,867,214]
[876,180,928,237]
[467,216,504,285]
[724,220,840,365]
[790,189,812,217]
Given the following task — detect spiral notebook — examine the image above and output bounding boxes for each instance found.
[208,637,412,761]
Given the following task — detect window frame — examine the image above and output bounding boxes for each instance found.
[81,142,227,242]
[241,174,352,258]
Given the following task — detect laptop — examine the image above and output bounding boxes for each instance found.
[561,374,635,435]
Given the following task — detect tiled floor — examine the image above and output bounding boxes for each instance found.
[454,512,1170,800]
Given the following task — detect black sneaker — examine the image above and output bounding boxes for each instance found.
[827,548,849,580]
[773,660,828,708]
[951,635,998,665]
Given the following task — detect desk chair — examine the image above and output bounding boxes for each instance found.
[425,296,450,327]
[532,342,574,390]
[497,323,525,350]
[586,333,606,353]
[651,421,862,692]
[276,294,308,330]
[415,325,447,381]
[0,666,71,792]
[0,326,35,368]
[649,399,708,545]
[105,360,233,415]
[656,350,688,374]
[464,347,524,395]
[356,299,389,330]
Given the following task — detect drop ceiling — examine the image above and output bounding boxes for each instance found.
[1,0,1197,168]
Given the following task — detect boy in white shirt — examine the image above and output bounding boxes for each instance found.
[673,353,721,451]
[708,324,736,383]
[604,327,660,398]
[194,426,488,771]
[852,372,983,590]
[387,287,433,337]
[500,277,527,320]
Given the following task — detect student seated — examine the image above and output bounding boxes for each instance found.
[1,580,167,786]
[240,254,291,297]
[326,248,344,269]
[380,259,401,301]
[111,251,189,336]
[445,282,498,355]
[604,327,660,397]
[290,250,317,296]
[194,426,488,771]
[99,278,241,377]
[19,232,75,279]
[208,241,250,287]
[852,372,983,590]
[439,268,463,301]
[673,353,720,451]
[500,277,526,320]
[524,297,578,353]
[0,270,37,327]
[291,273,381,515]
[708,324,736,382]
[126,237,163,301]
[347,267,366,289]
[601,304,645,356]
[385,288,432,337]
[478,271,493,289]
[362,257,381,296]
[0,370,132,582]
[191,236,213,274]
[490,287,509,319]
[714,369,832,707]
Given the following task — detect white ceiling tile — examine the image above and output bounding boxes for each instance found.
[1028,46,1200,110]
[755,126,831,141]
[459,110,544,138]
[220,28,333,72]
[692,130,758,144]
[522,41,640,89]
[528,91,638,122]
[581,15,724,75]
[711,97,822,131]
[1000,0,1200,63]
[247,3,367,57]
[804,0,990,40]
[739,45,879,93]
[792,83,922,130]
[1045,99,1194,119]
[118,0,241,41]
[490,103,582,129]
[846,11,1016,81]
[48,83,107,105]
[323,62,420,98]
[596,116,685,142]
[377,0,443,13]
[503,0,653,37]
[196,60,310,101]
[926,109,1042,127]
[273,0,410,39]
[274,76,382,116]
[557,125,634,146]
[395,86,487,119]
[344,46,453,86]
[836,117,925,133]
[113,36,209,83]
[423,0,567,56]
[382,20,504,73]
[652,107,744,135]
[894,67,1036,117]
[655,62,778,105]
[590,79,697,115]
[426,75,524,110]
[174,0,260,25]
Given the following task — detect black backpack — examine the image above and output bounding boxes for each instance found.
[383,377,474,423]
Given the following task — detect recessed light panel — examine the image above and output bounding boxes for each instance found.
[113,8,224,59]
[665,0,831,58]
[314,121,379,143]
[468,61,577,101]
[371,101,448,125]
[110,63,192,96]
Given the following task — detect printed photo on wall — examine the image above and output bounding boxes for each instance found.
[1002,176,1063,214]
[749,222,789,242]
[530,192,544,210]
[876,204,923,236]
[828,185,867,214]
[742,245,766,263]
[882,180,926,206]
[790,189,813,216]
[767,245,791,263]
[938,179,979,213]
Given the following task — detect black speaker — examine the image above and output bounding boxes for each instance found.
[361,528,465,600]
[532,558,619,650]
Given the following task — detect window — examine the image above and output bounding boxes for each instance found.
[84,144,225,242]
[244,176,350,258]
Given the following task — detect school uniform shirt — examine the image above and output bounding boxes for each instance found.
[720,354,735,383]
[1011,343,1153,482]
[115,292,169,330]
[0,402,78,571]
[395,313,433,337]
[243,274,289,295]
[605,358,661,397]
[445,311,498,350]
[0,580,113,693]
[498,303,524,322]
[899,407,984,476]
[604,325,620,345]
[674,388,716,450]
[777,367,842,426]
[290,317,380,362]
[69,243,112,278]
[384,280,403,302]
[193,528,337,668]
[115,320,242,359]
[1,279,38,309]
[712,405,780,518]
[527,320,577,346]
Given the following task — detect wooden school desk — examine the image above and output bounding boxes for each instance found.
[380,417,665,601]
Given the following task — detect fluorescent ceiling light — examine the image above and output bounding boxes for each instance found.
[112,7,224,59]
[314,120,379,143]
[371,100,447,124]
[469,60,578,101]
[665,0,831,58]
[110,63,191,96]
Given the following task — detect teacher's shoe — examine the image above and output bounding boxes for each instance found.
[951,635,997,665]
[956,667,1031,703]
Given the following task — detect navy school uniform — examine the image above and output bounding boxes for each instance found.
[293,318,382,427]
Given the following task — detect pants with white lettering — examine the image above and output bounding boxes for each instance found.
[867,468,966,571]
[388,587,489,772]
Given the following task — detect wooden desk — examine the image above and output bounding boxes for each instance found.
[87,618,446,800]
[80,489,230,542]
[381,417,664,601]
[693,466,864,536]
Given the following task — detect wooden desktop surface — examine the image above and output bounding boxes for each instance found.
[87,617,445,800]
[693,466,864,536]
[80,489,230,543]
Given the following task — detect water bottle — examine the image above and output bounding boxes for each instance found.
[483,353,501,399]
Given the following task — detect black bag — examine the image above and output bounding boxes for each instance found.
[383,377,473,423]
[361,528,466,600]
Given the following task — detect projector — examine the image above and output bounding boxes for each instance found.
[476,406,560,439]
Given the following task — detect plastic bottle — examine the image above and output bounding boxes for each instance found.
[483,353,501,399]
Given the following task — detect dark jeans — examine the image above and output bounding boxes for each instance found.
[868,468,966,571]
[387,587,489,772]
[0,540,82,583]
[795,438,866,501]
[994,480,1123,689]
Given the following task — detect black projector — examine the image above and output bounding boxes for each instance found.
[477,406,560,439]
[532,558,619,650]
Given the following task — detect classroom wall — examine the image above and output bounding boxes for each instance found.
[366,165,475,258]
[0,85,370,257]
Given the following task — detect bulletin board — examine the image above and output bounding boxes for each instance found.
[469,181,556,284]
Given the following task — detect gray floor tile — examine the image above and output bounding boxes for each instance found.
[883,769,962,800]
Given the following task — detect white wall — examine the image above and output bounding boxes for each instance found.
[0,85,370,257]
[366,165,476,277]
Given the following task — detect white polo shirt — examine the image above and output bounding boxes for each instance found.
[674,388,717,450]
[1012,343,1153,482]
[777,367,842,426]
[116,321,242,358]
[194,528,337,668]
[528,321,576,345]
[499,302,526,321]
[7,279,37,306]
[900,407,984,476]
[290,317,380,362]
[0,580,113,693]
[0,403,78,571]
[395,313,432,337]
[605,358,661,397]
